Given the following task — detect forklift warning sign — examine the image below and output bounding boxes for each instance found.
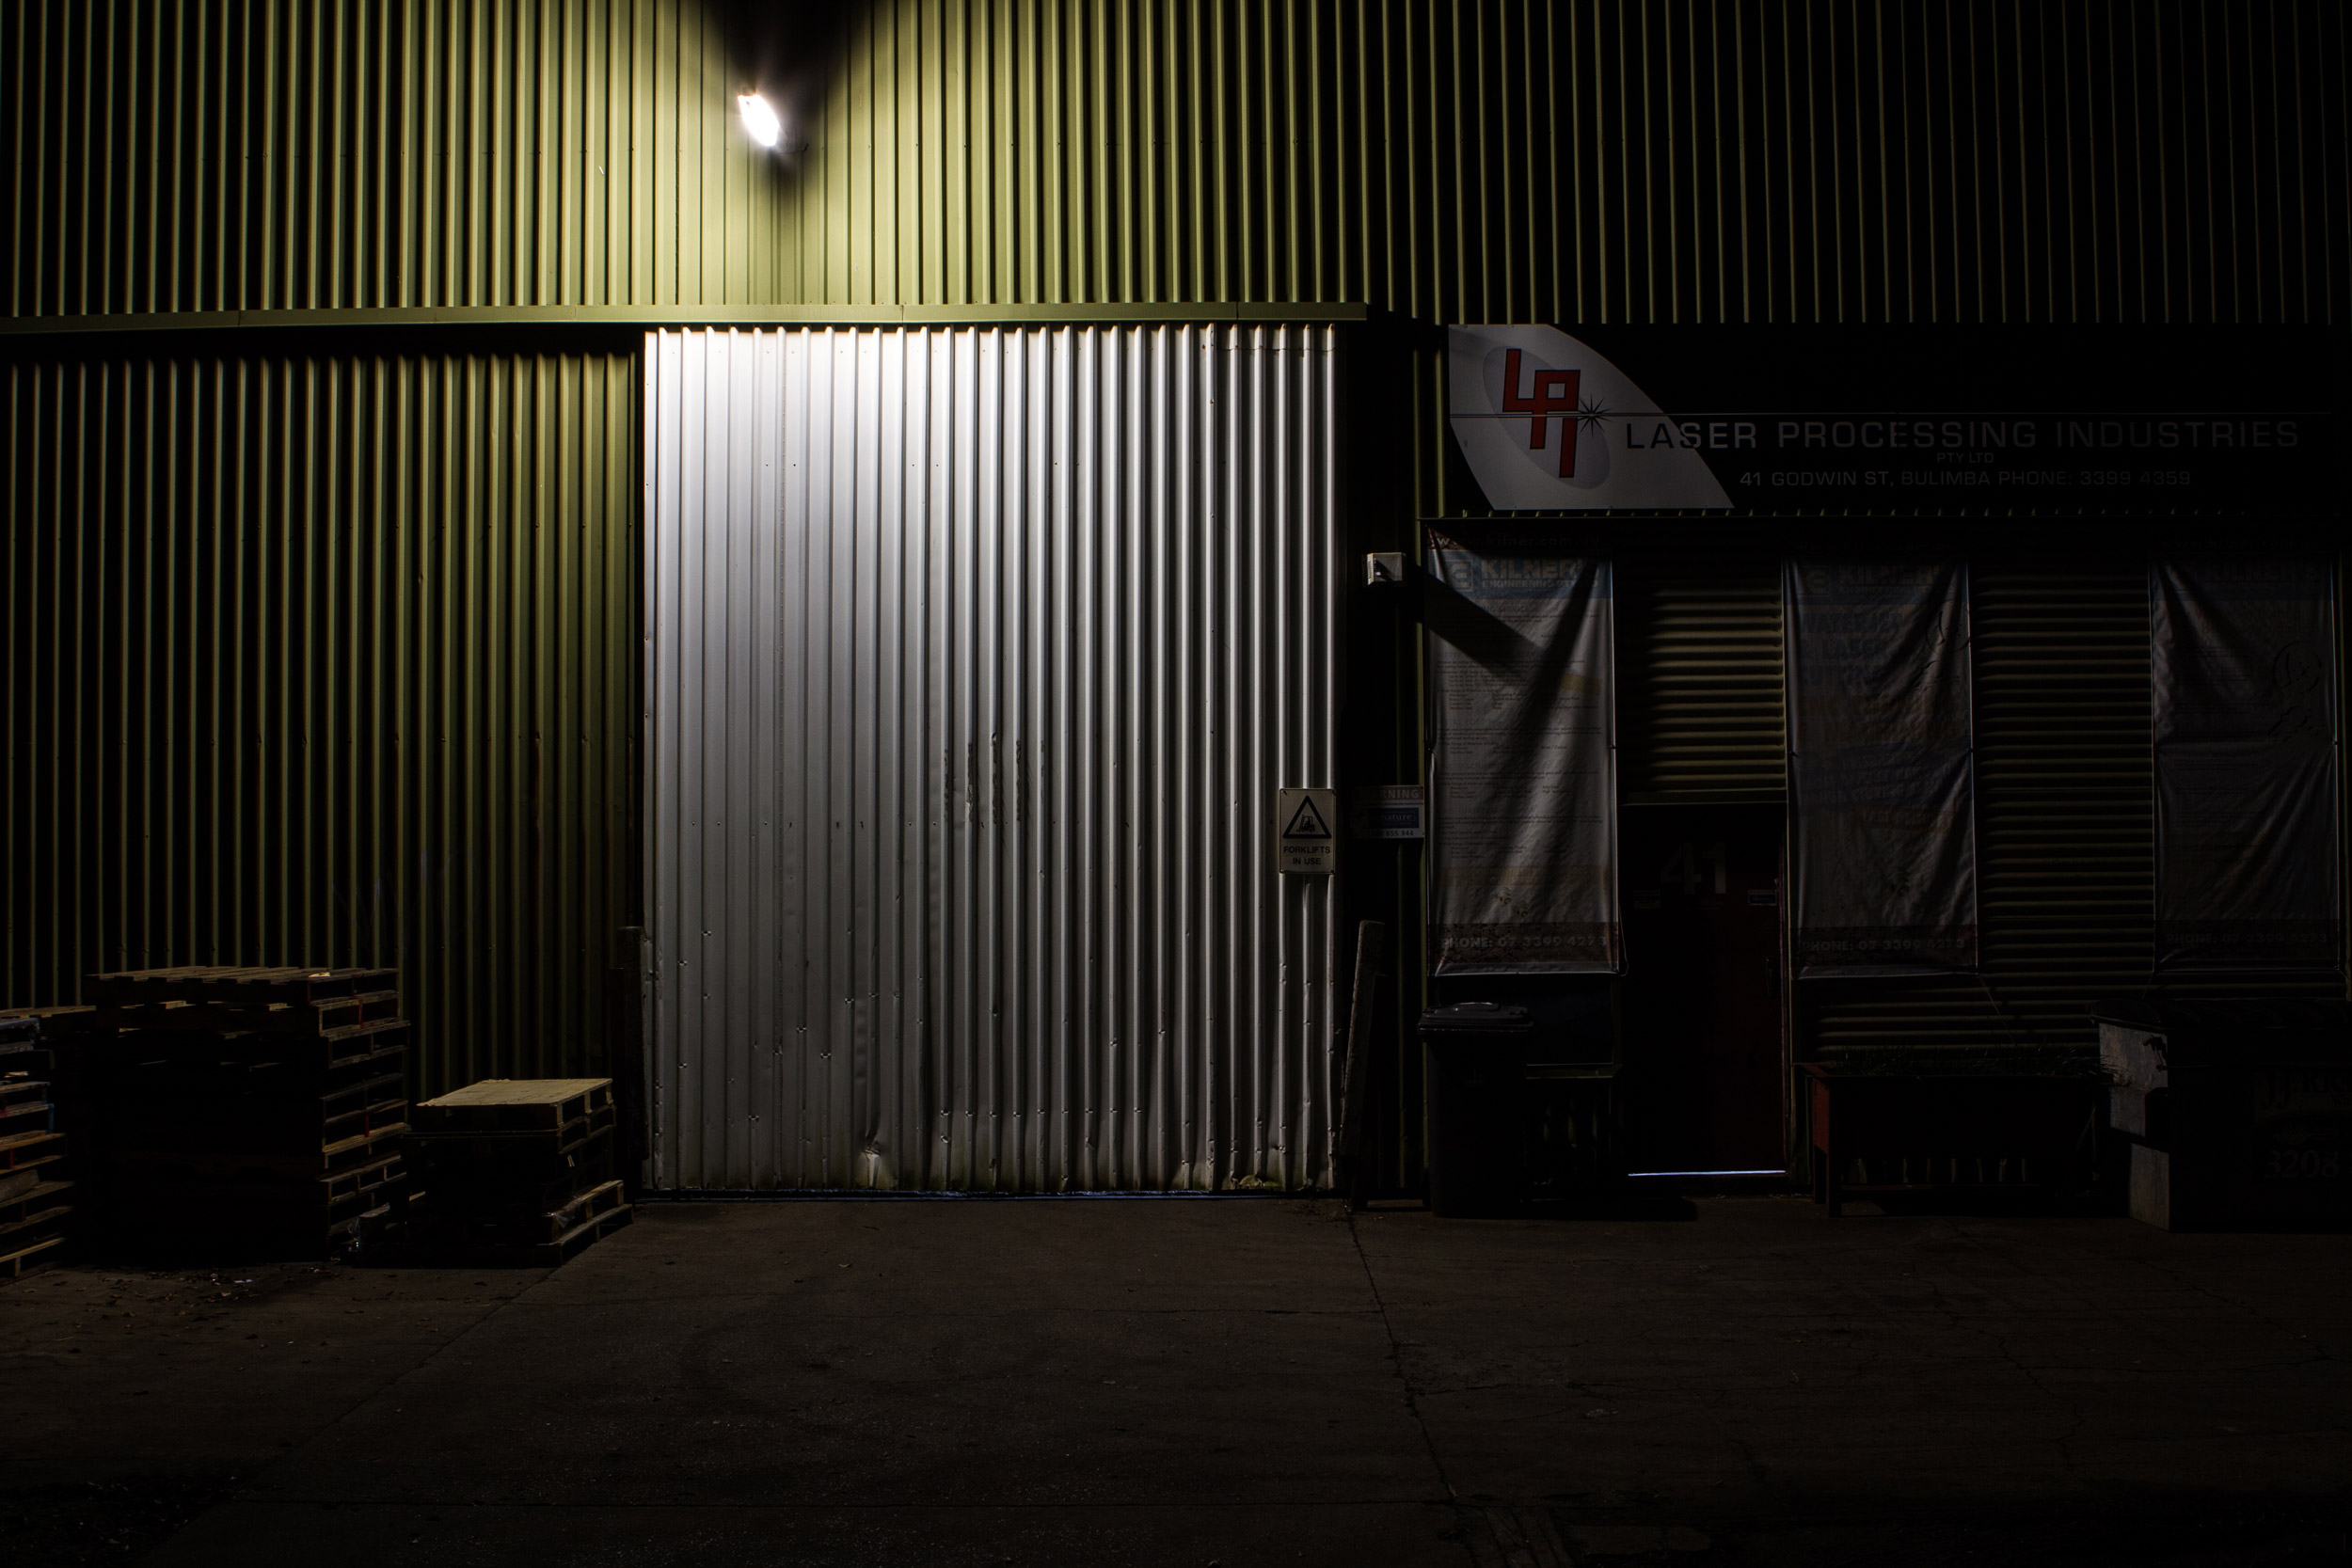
[1275,788,1338,877]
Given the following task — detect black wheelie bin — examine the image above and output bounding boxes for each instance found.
[1421,1002,1533,1216]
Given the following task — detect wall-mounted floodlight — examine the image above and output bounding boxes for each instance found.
[738,92,781,150]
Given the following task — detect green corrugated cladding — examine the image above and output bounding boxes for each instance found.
[3,349,642,1093]
[6,0,2349,1107]
[13,1,2346,328]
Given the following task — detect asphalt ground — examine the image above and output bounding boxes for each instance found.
[2,1196,2346,1566]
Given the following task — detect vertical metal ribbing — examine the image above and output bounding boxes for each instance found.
[11,2,2344,323]
[4,347,640,1097]
[647,323,1338,1192]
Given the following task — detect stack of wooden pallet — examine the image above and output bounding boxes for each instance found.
[87,966,413,1257]
[0,1015,72,1278]
[410,1079,628,1265]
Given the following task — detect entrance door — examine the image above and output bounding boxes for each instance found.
[643,325,1342,1192]
[1620,804,1786,1174]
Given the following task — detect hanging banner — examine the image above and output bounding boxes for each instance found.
[1787,562,1978,976]
[2153,559,2343,970]
[1426,531,1618,974]
[1449,325,2337,514]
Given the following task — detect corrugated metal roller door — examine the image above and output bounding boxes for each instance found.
[645,325,1340,1192]
[1802,558,2343,1061]
[1617,557,1785,803]
[1801,563,2138,1055]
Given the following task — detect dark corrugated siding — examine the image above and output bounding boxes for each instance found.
[1799,557,2344,1062]
[1,348,641,1094]
[8,0,2347,1158]
[1618,557,1786,803]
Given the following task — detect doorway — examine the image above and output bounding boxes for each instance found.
[642,324,1342,1191]
[1620,804,1788,1175]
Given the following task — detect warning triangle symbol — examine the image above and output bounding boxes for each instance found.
[1282,795,1333,839]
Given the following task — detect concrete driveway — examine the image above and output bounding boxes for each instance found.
[3,1196,2346,1565]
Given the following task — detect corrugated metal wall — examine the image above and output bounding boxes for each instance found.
[15,0,2343,335]
[1799,555,2344,1063]
[1618,556,1786,804]
[644,324,1338,1191]
[8,0,2345,1161]
[1,346,641,1094]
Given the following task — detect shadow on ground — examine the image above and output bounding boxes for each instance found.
[1,1196,2344,1565]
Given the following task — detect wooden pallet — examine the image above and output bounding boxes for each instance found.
[431,1201,632,1268]
[414,1141,615,1217]
[111,1161,409,1255]
[86,966,399,1006]
[1,1232,66,1279]
[414,1079,613,1135]
[321,1094,410,1147]
[0,1049,51,1081]
[105,1071,405,1147]
[117,1150,406,1212]
[99,1046,408,1108]
[0,1155,64,1205]
[421,1179,628,1247]
[325,1150,406,1197]
[0,1198,70,1255]
[0,1179,72,1228]
[0,1006,100,1039]
[328,1175,414,1235]
[109,1120,409,1184]
[0,1084,51,1135]
[97,1013,410,1064]
[410,1122,613,1196]
[339,1186,421,1250]
[0,1128,65,1172]
[103,990,403,1037]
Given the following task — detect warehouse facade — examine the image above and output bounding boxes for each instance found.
[5,0,2346,1193]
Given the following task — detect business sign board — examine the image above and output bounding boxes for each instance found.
[1350,784,1426,841]
[1448,325,2338,514]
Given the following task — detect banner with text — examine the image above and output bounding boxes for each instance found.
[1449,325,2335,514]
[1788,562,1978,977]
[2153,559,2343,971]
[1427,533,1619,974]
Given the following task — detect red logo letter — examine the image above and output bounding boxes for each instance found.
[1500,350,1582,477]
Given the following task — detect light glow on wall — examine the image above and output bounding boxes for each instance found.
[737,92,781,150]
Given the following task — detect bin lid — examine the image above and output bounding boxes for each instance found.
[1418,1001,1533,1037]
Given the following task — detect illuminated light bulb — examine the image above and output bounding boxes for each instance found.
[738,93,781,150]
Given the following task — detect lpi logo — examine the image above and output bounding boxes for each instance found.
[1500,350,1585,477]
[1449,325,1729,510]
